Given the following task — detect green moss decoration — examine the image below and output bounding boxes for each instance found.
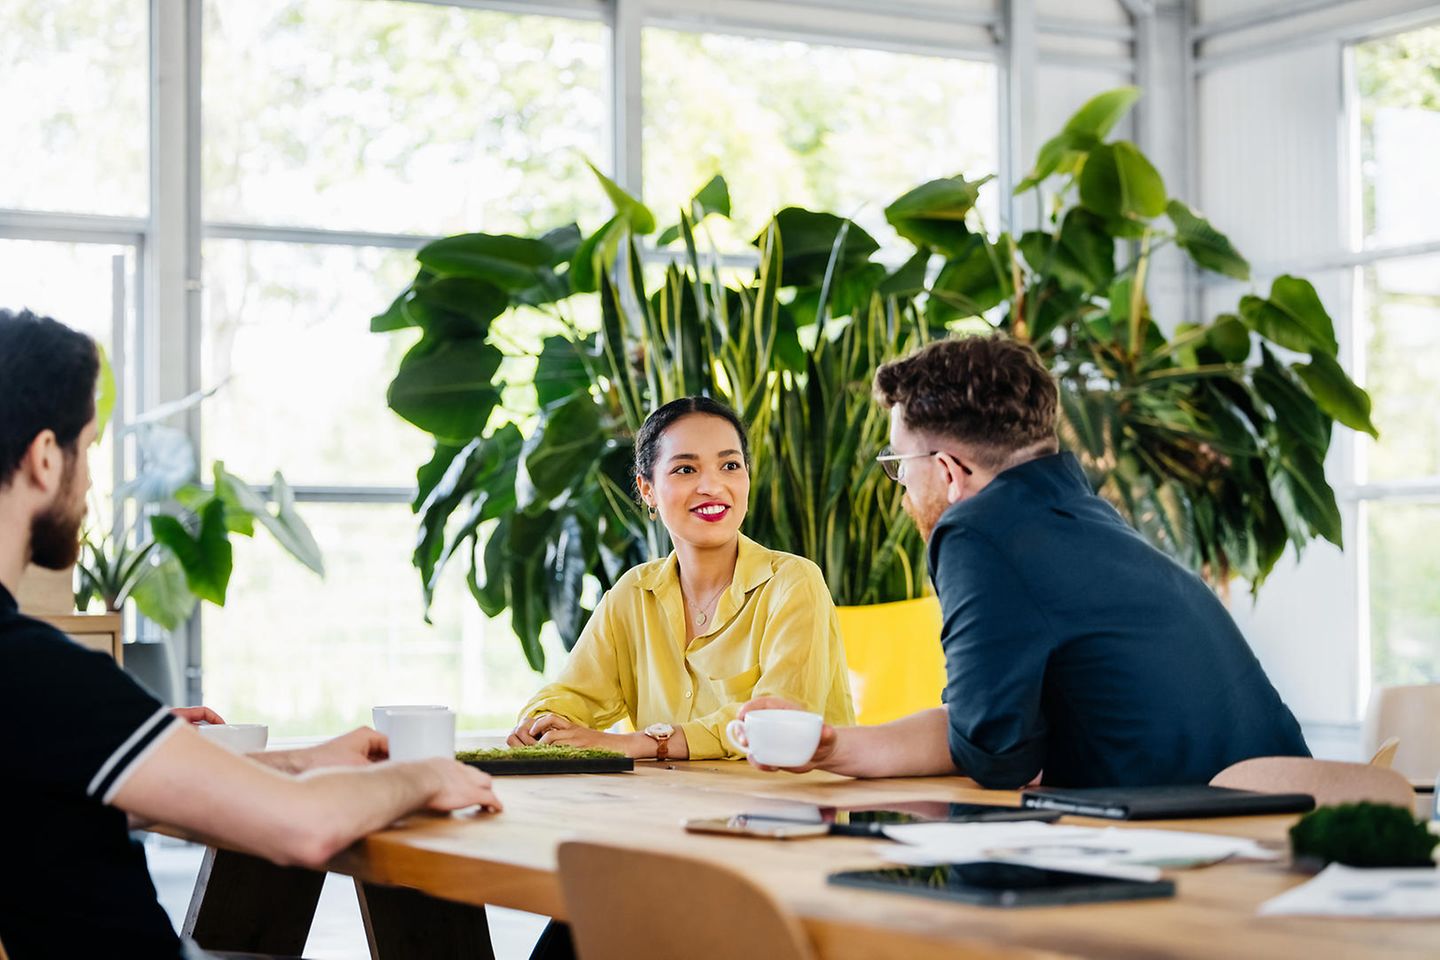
[456,745,625,762]
[1289,802,1440,869]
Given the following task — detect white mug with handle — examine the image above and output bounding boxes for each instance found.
[725,709,823,767]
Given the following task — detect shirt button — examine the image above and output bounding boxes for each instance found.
[685,689,692,698]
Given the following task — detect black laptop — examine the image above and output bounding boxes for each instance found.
[1019,784,1315,820]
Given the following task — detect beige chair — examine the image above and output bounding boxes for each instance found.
[1363,683,1440,783]
[557,842,815,960]
[1211,756,1415,808]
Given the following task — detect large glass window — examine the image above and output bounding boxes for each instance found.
[0,0,148,216]
[642,29,998,250]
[202,0,607,235]
[198,0,608,732]
[1352,24,1440,688]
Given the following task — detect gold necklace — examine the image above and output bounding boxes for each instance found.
[684,580,730,627]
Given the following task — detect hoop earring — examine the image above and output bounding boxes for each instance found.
[647,504,658,522]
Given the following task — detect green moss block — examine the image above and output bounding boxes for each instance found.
[456,745,626,762]
[1290,802,1440,869]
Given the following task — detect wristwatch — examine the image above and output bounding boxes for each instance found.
[643,722,675,761]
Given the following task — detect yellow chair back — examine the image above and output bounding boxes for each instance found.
[837,595,946,725]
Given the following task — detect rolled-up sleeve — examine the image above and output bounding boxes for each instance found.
[932,523,1054,788]
[680,564,854,759]
[516,593,629,731]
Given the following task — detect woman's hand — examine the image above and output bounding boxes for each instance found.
[524,715,646,757]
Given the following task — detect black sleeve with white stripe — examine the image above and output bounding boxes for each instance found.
[2,624,179,805]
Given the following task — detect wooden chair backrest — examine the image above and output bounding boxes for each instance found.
[557,841,816,960]
[1211,756,1415,808]
[1368,736,1401,770]
[1363,683,1440,782]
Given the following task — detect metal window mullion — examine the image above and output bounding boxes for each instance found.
[611,0,643,195]
[203,221,435,250]
[999,0,1038,235]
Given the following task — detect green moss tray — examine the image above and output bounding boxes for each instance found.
[456,745,634,775]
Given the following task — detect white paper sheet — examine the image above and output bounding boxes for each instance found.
[1258,863,1440,918]
[879,821,1278,881]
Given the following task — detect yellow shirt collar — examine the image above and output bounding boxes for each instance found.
[634,533,776,598]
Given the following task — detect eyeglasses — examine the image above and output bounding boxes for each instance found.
[875,446,974,482]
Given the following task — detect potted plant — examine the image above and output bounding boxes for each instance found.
[76,402,324,701]
[373,87,1374,723]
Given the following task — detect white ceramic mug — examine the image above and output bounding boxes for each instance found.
[725,710,823,767]
[386,708,456,762]
[196,722,269,754]
[372,704,448,736]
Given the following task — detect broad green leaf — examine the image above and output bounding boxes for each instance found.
[927,234,1010,323]
[1015,87,1139,192]
[1206,315,1252,364]
[1020,210,1115,295]
[415,442,463,513]
[387,337,504,444]
[539,223,583,266]
[754,208,879,287]
[1016,130,1099,193]
[129,554,197,630]
[95,344,117,442]
[546,512,591,651]
[370,285,415,333]
[1238,275,1338,356]
[212,464,325,576]
[883,175,991,256]
[585,159,656,234]
[1270,446,1343,548]
[405,277,509,339]
[569,215,622,294]
[535,335,594,407]
[150,500,232,605]
[1064,86,1142,139]
[416,233,552,290]
[1254,347,1329,455]
[516,393,606,509]
[878,250,931,296]
[691,174,731,220]
[1078,142,1167,220]
[1166,199,1250,280]
[1295,351,1378,438]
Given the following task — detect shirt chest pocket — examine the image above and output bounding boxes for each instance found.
[709,664,762,699]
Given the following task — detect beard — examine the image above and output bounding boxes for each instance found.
[901,488,948,543]
[30,458,85,570]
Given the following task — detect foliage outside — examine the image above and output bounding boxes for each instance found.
[375,87,1377,672]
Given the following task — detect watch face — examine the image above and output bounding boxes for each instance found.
[645,722,674,739]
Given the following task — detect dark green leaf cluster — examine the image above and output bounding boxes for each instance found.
[1290,802,1440,868]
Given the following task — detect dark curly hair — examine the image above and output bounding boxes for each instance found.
[633,396,750,487]
[0,308,100,489]
[873,333,1057,470]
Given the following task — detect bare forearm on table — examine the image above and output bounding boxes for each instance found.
[823,708,958,778]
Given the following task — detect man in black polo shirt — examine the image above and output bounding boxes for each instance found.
[742,334,1309,787]
[0,309,503,959]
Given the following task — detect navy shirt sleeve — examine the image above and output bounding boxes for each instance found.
[2,623,179,804]
[932,522,1055,789]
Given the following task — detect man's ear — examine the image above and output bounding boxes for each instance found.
[19,429,65,495]
[937,453,968,504]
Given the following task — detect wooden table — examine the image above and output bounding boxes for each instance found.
[182,759,1440,960]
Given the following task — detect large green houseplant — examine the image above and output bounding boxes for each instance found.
[374,87,1376,669]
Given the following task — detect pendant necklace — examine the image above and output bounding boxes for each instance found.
[687,581,730,627]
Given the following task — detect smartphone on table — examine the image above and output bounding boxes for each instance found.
[829,861,1175,907]
[684,814,831,839]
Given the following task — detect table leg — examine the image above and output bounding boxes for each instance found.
[182,847,325,955]
[355,880,496,960]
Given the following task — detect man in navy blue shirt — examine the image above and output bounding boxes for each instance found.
[743,334,1309,788]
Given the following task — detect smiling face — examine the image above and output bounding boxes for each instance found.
[636,413,750,550]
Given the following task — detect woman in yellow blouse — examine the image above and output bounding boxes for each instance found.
[507,396,854,760]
